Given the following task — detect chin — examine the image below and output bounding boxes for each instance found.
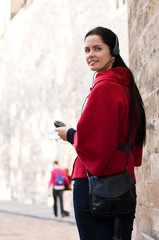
[90,67,99,72]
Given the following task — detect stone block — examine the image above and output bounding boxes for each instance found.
[154,124,159,152]
[150,153,159,183]
[147,183,159,208]
[145,96,157,124]
[129,43,142,74]
[148,62,158,94]
[145,123,155,156]
[141,15,159,60]
[135,205,159,239]
[0,0,10,37]
[138,63,148,98]
[127,0,137,22]
[135,153,151,182]
[136,182,147,206]
[129,28,138,56]
[143,0,158,27]
[156,58,159,86]
[136,11,144,39]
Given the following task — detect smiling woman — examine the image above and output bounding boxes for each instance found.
[56,26,146,240]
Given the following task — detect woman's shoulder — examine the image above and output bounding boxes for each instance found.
[94,67,130,88]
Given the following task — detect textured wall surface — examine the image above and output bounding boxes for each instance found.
[0,0,128,208]
[128,0,159,239]
[0,1,10,37]
[11,0,26,18]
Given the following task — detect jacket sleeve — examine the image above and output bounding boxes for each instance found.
[74,83,119,176]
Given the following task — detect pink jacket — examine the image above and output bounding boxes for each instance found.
[48,168,70,188]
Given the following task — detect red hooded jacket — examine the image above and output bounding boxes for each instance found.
[71,67,142,181]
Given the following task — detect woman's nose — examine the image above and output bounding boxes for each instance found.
[88,50,95,57]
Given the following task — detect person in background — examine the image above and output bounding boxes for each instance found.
[56,27,146,239]
[48,161,71,218]
[64,168,71,190]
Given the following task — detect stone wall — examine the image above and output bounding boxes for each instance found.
[11,0,25,18]
[0,1,10,38]
[0,0,29,38]
[127,0,159,239]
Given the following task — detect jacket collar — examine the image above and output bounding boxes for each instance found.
[94,67,130,88]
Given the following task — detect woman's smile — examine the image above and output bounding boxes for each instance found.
[89,60,98,66]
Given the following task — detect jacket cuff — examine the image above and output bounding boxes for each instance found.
[67,128,76,144]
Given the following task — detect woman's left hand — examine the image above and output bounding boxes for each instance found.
[55,126,71,141]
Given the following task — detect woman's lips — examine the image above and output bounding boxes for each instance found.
[89,60,97,66]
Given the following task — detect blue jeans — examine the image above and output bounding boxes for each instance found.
[52,189,64,216]
[73,178,136,240]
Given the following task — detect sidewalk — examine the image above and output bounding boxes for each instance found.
[0,200,75,224]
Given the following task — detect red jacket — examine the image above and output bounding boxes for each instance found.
[71,67,142,181]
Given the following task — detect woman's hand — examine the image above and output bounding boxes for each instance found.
[55,126,71,141]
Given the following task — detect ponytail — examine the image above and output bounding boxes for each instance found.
[113,55,146,147]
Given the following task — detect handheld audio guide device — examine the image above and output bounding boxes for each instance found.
[54,120,66,128]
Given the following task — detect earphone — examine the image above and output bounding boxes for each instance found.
[112,34,120,56]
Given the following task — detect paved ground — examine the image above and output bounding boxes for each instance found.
[0,212,79,240]
[0,201,79,240]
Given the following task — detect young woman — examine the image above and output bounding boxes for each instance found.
[56,27,146,240]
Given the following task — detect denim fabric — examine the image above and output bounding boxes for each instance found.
[52,189,64,216]
[73,178,136,240]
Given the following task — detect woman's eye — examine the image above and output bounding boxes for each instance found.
[95,47,101,51]
[85,49,90,53]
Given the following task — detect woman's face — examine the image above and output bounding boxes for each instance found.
[84,34,113,72]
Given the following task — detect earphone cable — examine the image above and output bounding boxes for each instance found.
[81,72,97,115]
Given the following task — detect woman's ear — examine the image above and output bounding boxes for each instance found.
[111,57,116,63]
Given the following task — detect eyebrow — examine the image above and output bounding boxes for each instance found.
[85,44,102,49]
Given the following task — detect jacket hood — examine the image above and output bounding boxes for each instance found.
[94,67,130,87]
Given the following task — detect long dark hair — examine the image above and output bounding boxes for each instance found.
[85,27,146,147]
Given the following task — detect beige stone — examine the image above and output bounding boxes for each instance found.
[150,153,159,183]
[145,96,157,125]
[139,63,148,98]
[0,1,10,37]
[147,183,159,208]
[135,205,159,239]
[143,0,158,27]
[128,0,159,238]
[136,182,147,206]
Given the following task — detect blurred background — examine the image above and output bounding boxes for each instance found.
[0,0,158,239]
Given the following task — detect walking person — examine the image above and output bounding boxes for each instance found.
[56,27,146,239]
[48,161,71,218]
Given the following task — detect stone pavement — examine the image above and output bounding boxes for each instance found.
[0,201,79,240]
[0,200,75,223]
